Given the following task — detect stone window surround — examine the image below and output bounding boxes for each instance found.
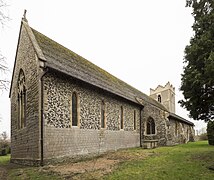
[157,94,161,103]
[17,69,27,130]
[145,117,156,135]
[70,91,80,128]
[120,106,124,130]
[100,99,106,129]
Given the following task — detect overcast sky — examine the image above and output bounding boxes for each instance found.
[0,0,207,137]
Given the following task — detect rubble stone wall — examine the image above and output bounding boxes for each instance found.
[10,25,41,163]
[43,72,141,161]
[169,119,195,145]
[141,102,169,147]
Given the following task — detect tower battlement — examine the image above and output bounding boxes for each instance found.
[150,82,175,113]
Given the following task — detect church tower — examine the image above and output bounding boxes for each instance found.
[150,82,175,113]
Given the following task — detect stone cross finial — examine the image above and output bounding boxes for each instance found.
[22,9,28,22]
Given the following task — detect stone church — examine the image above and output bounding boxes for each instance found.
[10,16,194,166]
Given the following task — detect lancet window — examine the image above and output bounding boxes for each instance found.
[72,92,78,126]
[101,100,106,128]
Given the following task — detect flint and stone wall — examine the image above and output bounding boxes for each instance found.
[10,25,41,165]
[141,102,194,148]
[141,102,169,147]
[169,119,195,145]
[43,72,141,162]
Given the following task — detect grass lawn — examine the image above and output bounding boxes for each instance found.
[0,154,10,165]
[105,141,214,180]
[0,141,213,179]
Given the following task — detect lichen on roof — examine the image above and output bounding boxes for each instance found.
[31,28,166,110]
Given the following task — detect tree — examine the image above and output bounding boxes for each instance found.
[0,53,9,90]
[1,131,8,141]
[0,0,9,91]
[179,0,214,122]
[0,131,10,155]
[207,121,214,145]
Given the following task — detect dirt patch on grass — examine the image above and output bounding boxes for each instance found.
[0,162,24,180]
[0,167,8,180]
[50,158,119,175]
[45,148,152,179]
[191,151,214,162]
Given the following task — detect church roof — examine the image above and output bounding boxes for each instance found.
[10,18,194,126]
[168,113,194,126]
[26,23,165,110]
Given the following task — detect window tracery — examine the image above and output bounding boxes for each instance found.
[17,69,26,129]
[146,117,155,135]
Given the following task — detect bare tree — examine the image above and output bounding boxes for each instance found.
[0,53,9,90]
[0,0,9,91]
[1,131,8,141]
[0,0,9,27]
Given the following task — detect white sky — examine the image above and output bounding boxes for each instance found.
[0,0,207,137]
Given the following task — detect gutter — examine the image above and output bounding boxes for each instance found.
[40,67,49,166]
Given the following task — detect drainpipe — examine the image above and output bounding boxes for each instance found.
[40,67,49,166]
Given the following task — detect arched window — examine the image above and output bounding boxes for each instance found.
[175,122,178,136]
[101,100,106,128]
[158,95,161,103]
[120,106,124,129]
[133,110,136,130]
[72,92,78,126]
[17,69,26,129]
[146,117,155,135]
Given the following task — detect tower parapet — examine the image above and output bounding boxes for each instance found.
[150,82,175,113]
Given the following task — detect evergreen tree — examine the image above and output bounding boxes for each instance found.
[207,121,214,145]
[179,0,214,122]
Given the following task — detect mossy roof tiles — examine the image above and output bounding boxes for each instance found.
[169,113,194,126]
[31,27,167,110]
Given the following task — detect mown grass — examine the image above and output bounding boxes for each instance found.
[8,168,61,180]
[0,141,213,179]
[105,141,214,180]
[0,154,10,165]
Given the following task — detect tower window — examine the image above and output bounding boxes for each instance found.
[158,95,161,103]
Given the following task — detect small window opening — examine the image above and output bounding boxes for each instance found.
[158,95,161,103]
[120,106,124,129]
[101,100,106,128]
[72,92,78,126]
[134,110,136,130]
